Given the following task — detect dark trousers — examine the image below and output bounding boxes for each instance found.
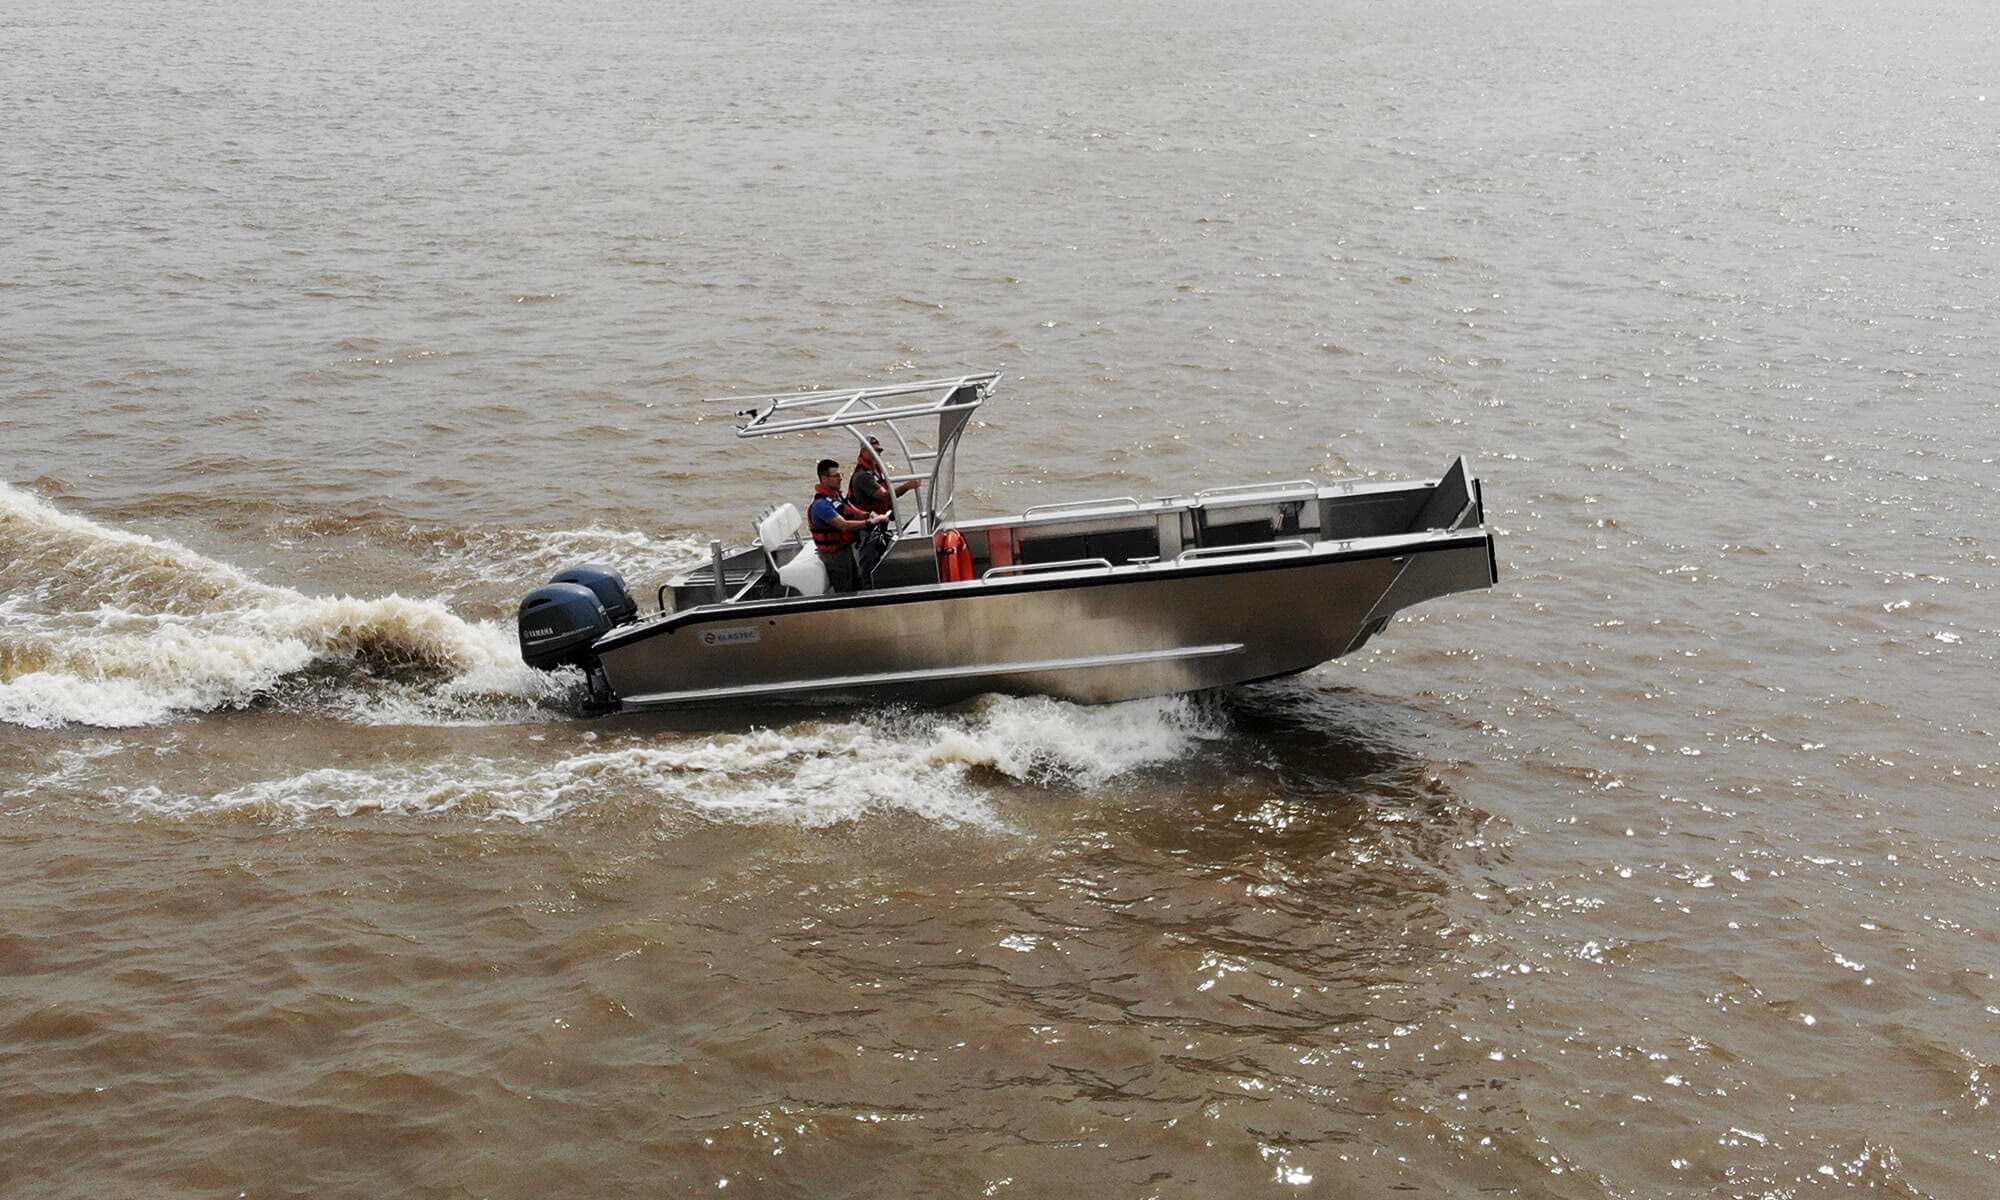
[819,548,859,593]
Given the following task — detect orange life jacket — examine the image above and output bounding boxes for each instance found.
[848,469,893,516]
[809,484,860,553]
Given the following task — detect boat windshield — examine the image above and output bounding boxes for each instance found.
[715,372,997,533]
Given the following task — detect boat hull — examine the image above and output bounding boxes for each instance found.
[591,534,1496,710]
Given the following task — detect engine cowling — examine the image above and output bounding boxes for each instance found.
[550,563,637,626]
[517,582,610,672]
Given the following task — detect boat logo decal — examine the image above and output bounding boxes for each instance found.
[700,627,761,647]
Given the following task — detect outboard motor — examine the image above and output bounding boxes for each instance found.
[518,564,639,711]
[550,563,637,625]
[518,582,611,672]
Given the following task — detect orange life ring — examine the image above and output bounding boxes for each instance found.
[935,528,973,582]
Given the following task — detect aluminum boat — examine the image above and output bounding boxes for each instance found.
[517,372,1498,711]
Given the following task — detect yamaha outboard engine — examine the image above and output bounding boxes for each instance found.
[518,563,638,711]
[518,582,610,672]
[550,564,637,625]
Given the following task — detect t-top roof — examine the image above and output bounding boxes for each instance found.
[718,372,997,439]
[712,371,1000,532]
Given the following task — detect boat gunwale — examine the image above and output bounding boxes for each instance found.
[594,528,1494,651]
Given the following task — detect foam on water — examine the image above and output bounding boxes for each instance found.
[96,695,1222,828]
[915,693,1226,789]
[6,481,1227,819]
[1,483,550,729]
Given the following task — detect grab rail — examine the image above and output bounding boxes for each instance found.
[983,557,1115,580]
[1175,539,1313,565]
[666,566,768,610]
[727,569,765,603]
[1021,496,1142,519]
[1192,480,1319,502]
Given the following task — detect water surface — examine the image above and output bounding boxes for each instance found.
[4,1,1996,1196]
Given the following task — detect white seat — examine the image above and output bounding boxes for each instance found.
[756,503,828,597]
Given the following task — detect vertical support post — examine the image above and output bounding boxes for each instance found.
[710,540,726,604]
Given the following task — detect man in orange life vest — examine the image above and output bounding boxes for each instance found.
[808,458,888,593]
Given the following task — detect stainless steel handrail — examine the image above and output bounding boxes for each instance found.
[1192,480,1319,502]
[1021,496,1142,519]
[727,570,765,604]
[668,566,766,609]
[982,557,1115,580]
[1174,539,1313,565]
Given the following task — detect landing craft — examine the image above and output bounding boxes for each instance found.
[518,373,1498,711]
